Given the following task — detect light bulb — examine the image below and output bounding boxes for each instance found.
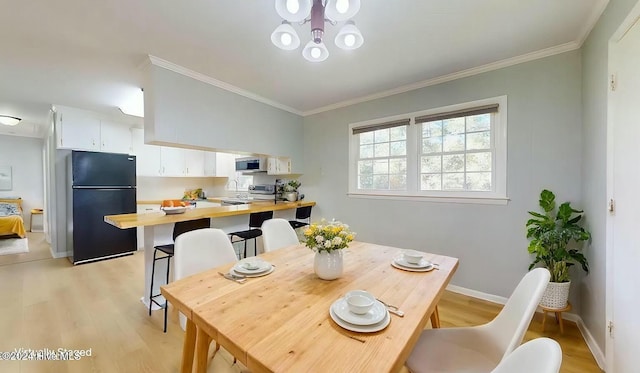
[286,0,299,14]
[281,33,292,46]
[336,0,349,14]
[344,34,356,47]
[311,47,321,59]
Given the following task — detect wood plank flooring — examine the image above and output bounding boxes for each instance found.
[0,233,602,372]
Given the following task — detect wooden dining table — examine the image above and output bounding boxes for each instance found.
[161,241,459,373]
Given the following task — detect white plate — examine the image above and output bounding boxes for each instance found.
[233,260,272,275]
[230,265,274,278]
[391,260,435,272]
[331,298,387,326]
[329,307,390,333]
[161,207,186,215]
[393,255,433,269]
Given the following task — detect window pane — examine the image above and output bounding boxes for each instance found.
[390,141,406,156]
[443,134,464,152]
[389,158,406,174]
[466,131,490,150]
[443,117,465,135]
[358,175,373,189]
[467,172,492,191]
[421,174,441,190]
[422,121,442,137]
[358,160,373,175]
[374,128,389,143]
[359,132,373,145]
[359,144,373,158]
[374,143,389,157]
[422,137,442,154]
[467,114,490,132]
[389,174,406,190]
[443,173,464,190]
[466,152,491,172]
[443,154,464,172]
[390,126,406,141]
[373,159,388,174]
[421,156,441,173]
[373,175,389,189]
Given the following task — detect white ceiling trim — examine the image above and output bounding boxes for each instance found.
[577,0,610,45]
[302,41,580,116]
[148,55,304,116]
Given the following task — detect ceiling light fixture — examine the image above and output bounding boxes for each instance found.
[119,88,144,117]
[271,0,363,62]
[0,115,22,126]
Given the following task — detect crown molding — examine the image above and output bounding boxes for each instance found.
[577,0,610,46]
[147,55,303,116]
[302,41,580,116]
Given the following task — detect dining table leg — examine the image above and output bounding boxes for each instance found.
[430,305,441,328]
[195,327,212,373]
[181,319,197,373]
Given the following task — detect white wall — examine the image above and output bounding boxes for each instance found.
[137,176,228,200]
[0,135,44,229]
[145,64,305,172]
[581,0,638,353]
[303,51,584,307]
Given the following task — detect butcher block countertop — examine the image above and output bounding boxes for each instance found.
[104,200,316,229]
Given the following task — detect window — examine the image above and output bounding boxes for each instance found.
[349,96,507,204]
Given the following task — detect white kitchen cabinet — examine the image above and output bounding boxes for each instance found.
[131,128,162,176]
[184,149,205,176]
[55,107,101,151]
[204,152,217,176]
[160,147,185,176]
[215,152,238,179]
[267,157,292,175]
[100,120,132,154]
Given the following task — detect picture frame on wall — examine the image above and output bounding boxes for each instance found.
[0,166,12,190]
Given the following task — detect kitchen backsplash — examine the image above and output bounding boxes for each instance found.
[137,176,228,200]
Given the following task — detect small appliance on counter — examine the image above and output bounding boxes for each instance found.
[248,184,279,203]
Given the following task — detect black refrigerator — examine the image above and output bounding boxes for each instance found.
[67,150,137,264]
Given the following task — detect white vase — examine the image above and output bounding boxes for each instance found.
[314,250,344,280]
[539,281,571,309]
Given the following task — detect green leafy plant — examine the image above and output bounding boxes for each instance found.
[526,189,591,282]
[283,179,301,192]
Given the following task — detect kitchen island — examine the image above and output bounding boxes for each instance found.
[104,200,316,310]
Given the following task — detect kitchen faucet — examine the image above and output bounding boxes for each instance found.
[229,179,239,197]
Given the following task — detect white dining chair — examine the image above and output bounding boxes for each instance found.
[174,228,238,331]
[261,218,299,252]
[405,267,551,373]
[490,337,562,373]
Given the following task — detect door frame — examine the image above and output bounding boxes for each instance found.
[606,1,640,371]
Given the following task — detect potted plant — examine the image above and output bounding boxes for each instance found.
[304,219,355,280]
[282,179,301,202]
[526,189,591,309]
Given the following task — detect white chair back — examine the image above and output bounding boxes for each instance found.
[174,228,238,330]
[486,268,551,359]
[490,338,562,373]
[261,218,299,252]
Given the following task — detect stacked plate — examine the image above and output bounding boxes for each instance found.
[230,258,275,278]
[329,297,391,333]
[391,255,435,272]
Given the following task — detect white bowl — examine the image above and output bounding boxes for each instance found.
[403,250,424,264]
[161,206,187,215]
[345,290,375,315]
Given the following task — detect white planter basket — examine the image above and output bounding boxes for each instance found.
[539,281,571,309]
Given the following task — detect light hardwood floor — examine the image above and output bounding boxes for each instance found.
[0,233,602,373]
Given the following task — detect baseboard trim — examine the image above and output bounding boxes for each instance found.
[50,248,70,259]
[445,284,605,370]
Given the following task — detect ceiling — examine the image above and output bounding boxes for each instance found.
[0,0,607,138]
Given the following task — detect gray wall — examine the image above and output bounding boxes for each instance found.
[580,0,637,353]
[0,135,44,229]
[146,65,305,172]
[303,51,584,306]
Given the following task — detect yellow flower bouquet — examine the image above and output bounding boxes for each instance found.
[303,219,355,253]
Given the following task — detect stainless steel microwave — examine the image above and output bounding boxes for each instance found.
[235,157,267,173]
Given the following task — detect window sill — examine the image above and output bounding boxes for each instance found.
[347,192,510,205]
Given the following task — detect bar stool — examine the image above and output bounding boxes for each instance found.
[228,211,273,258]
[289,205,312,230]
[149,218,210,332]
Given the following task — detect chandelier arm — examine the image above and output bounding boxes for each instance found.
[324,18,337,26]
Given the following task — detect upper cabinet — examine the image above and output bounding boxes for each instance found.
[55,106,132,154]
[267,157,292,175]
[183,149,205,177]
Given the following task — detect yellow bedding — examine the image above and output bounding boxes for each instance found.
[0,198,26,238]
[0,215,26,238]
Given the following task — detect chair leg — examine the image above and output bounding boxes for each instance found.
[149,250,157,316]
[163,256,171,333]
[243,239,247,259]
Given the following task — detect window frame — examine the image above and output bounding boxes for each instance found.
[348,96,508,205]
